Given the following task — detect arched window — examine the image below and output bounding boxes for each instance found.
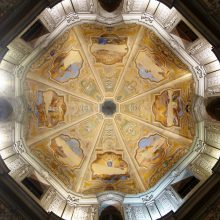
[99,205,123,220]
[206,97,220,121]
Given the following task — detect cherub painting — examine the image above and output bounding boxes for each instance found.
[135,134,169,167]
[50,135,83,169]
[35,90,66,128]
[152,89,184,127]
[50,50,83,83]
[90,34,128,65]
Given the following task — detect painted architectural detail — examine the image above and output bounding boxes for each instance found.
[16,165,33,180]
[207,87,220,95]
[207,75,220,87]
[156,192,175,215]
[194,155,215,174]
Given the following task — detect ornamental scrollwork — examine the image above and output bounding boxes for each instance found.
[140,13,154,25]
[13,140,26,154]
[193,66,206,79]
[142,194,154,204]
[66,12,79,25]
[66,195,79,206]
[194,140,206,153]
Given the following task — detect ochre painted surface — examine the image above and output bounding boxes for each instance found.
[24,24,195,194]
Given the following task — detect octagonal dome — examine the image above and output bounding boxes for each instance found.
[24,23,195,195]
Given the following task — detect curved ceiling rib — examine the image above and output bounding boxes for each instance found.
[74,27,106,97]
[113,27,145,98]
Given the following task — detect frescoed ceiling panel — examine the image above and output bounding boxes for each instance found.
[75,24,141,97]
[26,27,103,102]
[115,28,191,102]
[29,114,103,191]
[25,79,98,142]
[114,114,192,189]
[78,119,142,194]
[120,76,195,139]
[24,23,196,195]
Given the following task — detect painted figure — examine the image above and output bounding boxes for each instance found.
[50,135,83,169]
[92,152,129,182]
[35,90,66,128]
[50,50,83,83]
[91,34,128,65]
[136,134,169,167]
[136,50,169,82]
[153,89,184,127]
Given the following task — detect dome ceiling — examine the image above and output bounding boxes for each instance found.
[24,23,195,195]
